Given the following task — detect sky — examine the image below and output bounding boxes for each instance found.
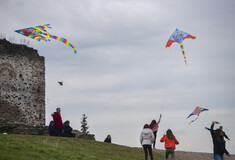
[1,0,235,154]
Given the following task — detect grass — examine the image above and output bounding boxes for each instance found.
[0,134,164,160]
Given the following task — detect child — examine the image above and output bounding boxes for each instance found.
[160,129,179,160]
[140,124,154,160]
[149,114,162,149]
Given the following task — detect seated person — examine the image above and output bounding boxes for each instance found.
[104,135,111,143]
[49,120,57,136]
[62,120,75,137]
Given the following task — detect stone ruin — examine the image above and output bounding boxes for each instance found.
[0,39,47,134]
[0,39,95,140]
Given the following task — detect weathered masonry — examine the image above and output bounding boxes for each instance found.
[0,39,45,127]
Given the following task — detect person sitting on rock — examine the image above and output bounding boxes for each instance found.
[62,120,75,137]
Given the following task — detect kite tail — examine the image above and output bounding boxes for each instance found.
[189,115,199,124]
[45,33,77,53]
[180,43,187,65]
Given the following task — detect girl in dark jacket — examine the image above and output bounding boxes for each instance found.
[62,120,75,137]
[210,121,230,160]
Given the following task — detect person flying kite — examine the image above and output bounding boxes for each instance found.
[165,28,196,65]
[15,24,77,53]
[187,106,208,124]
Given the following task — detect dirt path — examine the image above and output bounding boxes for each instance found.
[156,150,235,160]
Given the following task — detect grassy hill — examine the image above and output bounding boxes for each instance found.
[0,134,233,160]
[0,134,163,160]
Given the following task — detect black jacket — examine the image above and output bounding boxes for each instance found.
[210,123,229,156]
[206,127,229,140]
[63,125,73,137]
[104,138,111,143]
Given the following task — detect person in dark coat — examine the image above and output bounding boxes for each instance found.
[49,120,57,136]
[104,135,111,143]
[51,108,63,136]
[205,126,230,141]
[210,121,230,160]
[62,120,75,137]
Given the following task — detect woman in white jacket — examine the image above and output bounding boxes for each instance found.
[140,124,155,160]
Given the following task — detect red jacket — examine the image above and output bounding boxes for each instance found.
[52,112,63,129]
[160,135,179,149]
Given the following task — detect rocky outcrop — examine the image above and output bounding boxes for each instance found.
[72,129,95,140]
[0,38,46,134]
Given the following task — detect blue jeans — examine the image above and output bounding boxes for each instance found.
[214,154,224,160]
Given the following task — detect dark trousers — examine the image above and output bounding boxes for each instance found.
[153,131,157,147]
[56,128,62,136]
[142,145,153,160]
[165,148,175,160]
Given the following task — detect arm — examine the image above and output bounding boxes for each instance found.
[223,132,230,140]
[223,145,230,156]
[151,131,155,144]
[157,114,162,125]
[160,135,165,143]
[205,127,211,131]
[210,121,215,138]
[140,132,143,145]
[174,138,179,145]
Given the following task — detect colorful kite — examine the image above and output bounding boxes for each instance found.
[15,24,77,53]
[187,106,208,124]
[165,28,196,65]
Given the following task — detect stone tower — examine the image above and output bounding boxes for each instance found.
[0,39,45,126]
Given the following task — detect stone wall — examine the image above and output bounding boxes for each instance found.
[0,39,45,126]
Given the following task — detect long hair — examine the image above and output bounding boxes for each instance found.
[166,129,175,140]
[149,120,156,129]
[214,129,223,142]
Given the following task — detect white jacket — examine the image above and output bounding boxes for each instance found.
[140,128,154,145]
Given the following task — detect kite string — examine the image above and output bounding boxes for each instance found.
[196,37,202,46]
[160,47,176,133]
[167,47,172,54]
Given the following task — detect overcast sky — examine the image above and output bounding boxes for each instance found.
[1,0,235,154]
